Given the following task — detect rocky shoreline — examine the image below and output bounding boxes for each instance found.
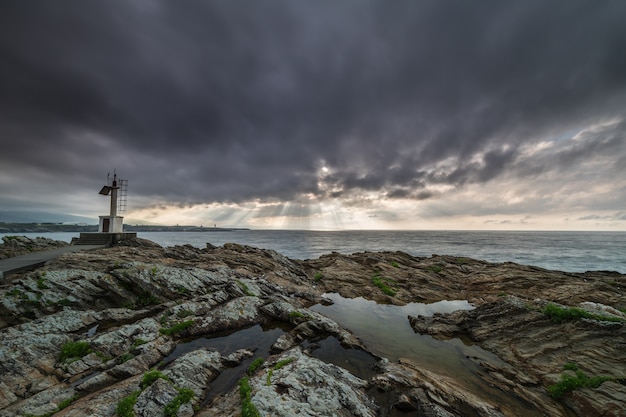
[0,236,624,416]
[0,235,69,259]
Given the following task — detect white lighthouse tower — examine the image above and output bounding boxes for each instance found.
[98,172,127,233]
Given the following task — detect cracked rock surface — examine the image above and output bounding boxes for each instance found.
[0,237,624,416]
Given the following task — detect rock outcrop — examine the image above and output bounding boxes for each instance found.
[0,238,624,416]
[0,235,69,259]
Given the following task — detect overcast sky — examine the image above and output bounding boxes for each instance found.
[1,1,625,230]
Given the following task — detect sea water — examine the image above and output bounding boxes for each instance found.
[5,229,624,273]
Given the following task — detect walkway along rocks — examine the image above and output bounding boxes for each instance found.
[0,238,624,416]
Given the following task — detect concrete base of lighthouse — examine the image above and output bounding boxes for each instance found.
[99,216,124,233]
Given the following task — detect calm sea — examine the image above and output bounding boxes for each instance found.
[2,230,625,273]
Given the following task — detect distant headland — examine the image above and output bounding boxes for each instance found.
[0,222,249,233]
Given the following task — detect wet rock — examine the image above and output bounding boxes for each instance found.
[408,297,626,416]
[204,347,378,417]
[374,360,507,417]
[134,377,181,417]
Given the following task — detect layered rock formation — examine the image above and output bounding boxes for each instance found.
[0,235,69,259]
[0,238,624,416]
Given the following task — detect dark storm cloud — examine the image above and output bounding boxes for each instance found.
[1,0,626,212]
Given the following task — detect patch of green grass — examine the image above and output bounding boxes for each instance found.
[289,311,309,321]
[141,369,171,389]
[451,257,471,264]
[390,261,400,268]
[176,286,190,294]
[96,352,114,362]
[547,366,612,399]
[497,292,507,297]
[119,353,134,363]
[164,387,194,417]
[426,265,443,273]
[59,340,92,362]
[313,272,323,282]
[372,273,396,297]
[563,363,579,371]
[159,320,194,336]
[239,377,261,417]
[7,288,22,297]
[115,390,141,417]
[266,358,294,386]
[236,280,256,296]
[131,338,147,349]
[136,290,159,308]
[176,309,193,318]
[56,298,73,307]
[247,357,265,375]
[57,395,79,410]
[37,277,49,289]
[542,303,625,323]
[150,266,158,276]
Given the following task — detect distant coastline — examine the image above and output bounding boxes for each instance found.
[0,222,249,233]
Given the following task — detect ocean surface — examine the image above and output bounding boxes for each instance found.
[3,230,625,273]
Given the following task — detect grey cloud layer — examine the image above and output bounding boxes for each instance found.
[1,0,625,211]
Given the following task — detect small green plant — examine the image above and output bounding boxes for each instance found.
[176,286,190,294]
[56,298,73,307]
[136,290,159,308]
[289,311,308,321]
[236,280,255,296]
[59,340,92,362]
[131,338,147,349]
[247,357,265,375]
[57,395,79,410]
[37,277,49,289]
[119,353,134,363]
[547,364,612,399]
[141,369,171,389]
[313,272,323,282]
[96,352,114,362]
[563,363,578,371]
[116,390,141,417]
[164,387,194,417]
[176,309,193,318]
[390,261,399,268]
[239,377,261,417]
[426,265,443,273]
[150,266,158,276]
[542,303,625,323]
[267,358,294,386]
[497,292,507,297]
[7,288,22,297]
[159,320,194,336]
[372,273,396,297]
